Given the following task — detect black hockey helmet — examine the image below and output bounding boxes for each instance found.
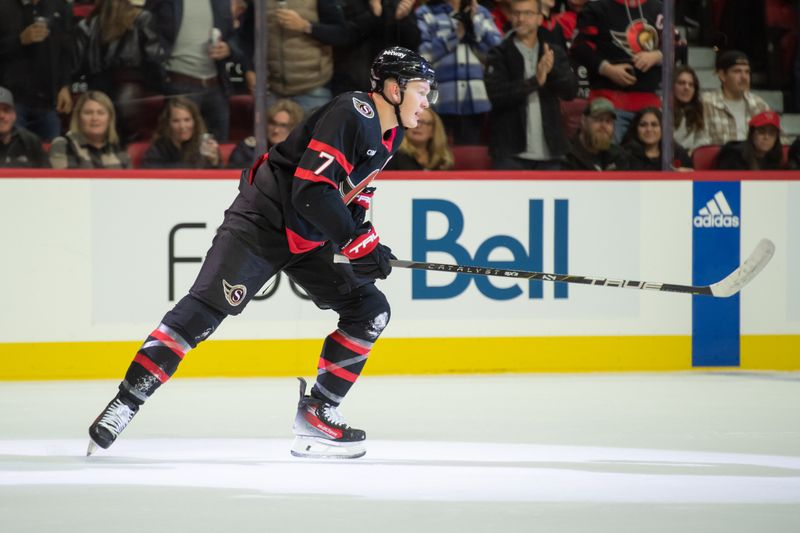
[370,46,438,104]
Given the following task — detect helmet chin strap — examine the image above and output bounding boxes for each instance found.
[379,88,408,130]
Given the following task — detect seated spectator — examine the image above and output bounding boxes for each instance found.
[716,111,785,171]
[789,137,800,170]
[702,50,770,146]
[416,0,503,145]
[0,87,49,168]
[49,91,130,169]
[227,98,304,169]
[621,107,692,171]
[672,65,710,154]
[142,96,221,169]
[563,97,629,171]
[71,0,165,144]
[384,108,454,170]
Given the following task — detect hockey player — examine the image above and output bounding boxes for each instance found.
[86,47,437,459]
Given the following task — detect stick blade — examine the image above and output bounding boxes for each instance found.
[710,238,775,297]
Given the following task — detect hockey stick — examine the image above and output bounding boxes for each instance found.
[386,239,775,298]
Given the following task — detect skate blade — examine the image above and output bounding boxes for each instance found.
[290,436,366,459]
[86,440,99,457]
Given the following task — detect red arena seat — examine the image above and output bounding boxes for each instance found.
[450,145,492,170]
[692,145,722,170]
[220,143,237,167]
[126,142,150,168]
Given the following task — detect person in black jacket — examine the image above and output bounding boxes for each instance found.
[485,0,577,170]
[789,136,800,170]
[0,87,49,168]
[716,111,784,171]
[71,0,165,143]
[621,107,693,171]
[0,0,74,141]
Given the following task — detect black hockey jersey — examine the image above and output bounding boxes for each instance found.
[572,0,663,95]
[242,92,403,254]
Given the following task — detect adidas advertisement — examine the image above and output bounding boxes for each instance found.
[693,190,740,228]
[692,181,741,366]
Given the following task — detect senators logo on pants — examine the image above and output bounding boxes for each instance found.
[223,279,247,306]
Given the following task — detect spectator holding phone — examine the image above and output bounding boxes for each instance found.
[142,96,221,169]
[0,0,74,141]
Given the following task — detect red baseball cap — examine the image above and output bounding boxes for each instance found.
[749,111,781,130]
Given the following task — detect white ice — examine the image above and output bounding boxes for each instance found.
[1,373,799,532]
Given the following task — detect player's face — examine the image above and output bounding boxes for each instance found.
[267,110,292,145]
[636,112,661,148]
[674,72,695,104]
[79,99,110,141]
[169,106,195,143]
[0,103,15,137]
[400,80,432,129]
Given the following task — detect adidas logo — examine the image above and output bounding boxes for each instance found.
[693,191,740,228]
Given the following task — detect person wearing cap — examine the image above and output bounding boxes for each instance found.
[702,49,770,146]
[563,97,630,171]
[716,111,785,171]
[0,86,50,168]
[484,0,578,170]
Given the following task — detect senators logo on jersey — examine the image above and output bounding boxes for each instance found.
[352,97,375,119]
[611,19,659,56]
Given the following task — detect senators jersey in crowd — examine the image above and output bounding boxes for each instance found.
[241,92,403,254]
[572,0,663,106]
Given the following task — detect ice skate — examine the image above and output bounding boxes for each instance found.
[86,393,139,456]
[291,377,366,459]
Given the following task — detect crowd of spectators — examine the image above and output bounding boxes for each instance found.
[1,0,799,171]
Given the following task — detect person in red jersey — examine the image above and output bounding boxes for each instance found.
[86,46,437,460]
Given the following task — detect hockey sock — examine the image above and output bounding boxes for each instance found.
[311,329,374,406]
[119,295,226,404]
[119,323,193,404]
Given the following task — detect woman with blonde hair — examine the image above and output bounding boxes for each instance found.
[142,96,221,168]
[385,108,453,170]
[49,91,130,169]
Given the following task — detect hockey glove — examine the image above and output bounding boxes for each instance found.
[341,222,396,280]
[348,187,376,227]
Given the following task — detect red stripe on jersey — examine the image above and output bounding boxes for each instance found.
[248,152,269,184]
[382,128,397,152]
[294,167,337,188]
[133,353,169,383]
[330,330,371,355]
[286,227,325,254]
[308,139,354,175]
[582,25,599,36]
[318,358,360,383]
[149,328,186,359]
